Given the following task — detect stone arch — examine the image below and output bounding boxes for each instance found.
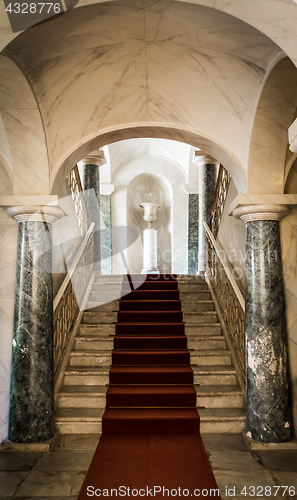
[51,125,247,196]
[248,57,297,194]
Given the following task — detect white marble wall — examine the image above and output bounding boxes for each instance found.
[281,166,297,436]
[0,56,49,195]
[127,173,172,274]
[108,139,193,181]
[0,209,17,442]
[111,151,188,275]
[217,180,246,293]
[248,57,297,194]
[280,207,297,436]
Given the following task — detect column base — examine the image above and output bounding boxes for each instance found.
[0,432,59,452]
[242,431,297,450]
[141,268,159,274]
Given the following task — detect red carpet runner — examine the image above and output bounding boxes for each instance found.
[78,275,221,499]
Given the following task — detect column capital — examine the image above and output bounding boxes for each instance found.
[7,205,64,224]
[229,194,297,223]
[193,150,219,167]
[185,183,199,194]
[232,204,289,223]
[79,149,106,168]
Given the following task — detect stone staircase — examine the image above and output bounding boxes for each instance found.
[55,274,245,434]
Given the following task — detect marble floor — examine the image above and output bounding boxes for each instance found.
[0,434,296,499]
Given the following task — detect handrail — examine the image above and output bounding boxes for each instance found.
[53,222,94,377]
[53,222,95,312]
[204,221,246,385]
[211,165,231,239]
[204,222,245,312]
[67,165,88,237]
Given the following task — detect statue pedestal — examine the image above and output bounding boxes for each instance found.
[141,228,159,274]
[139,202,161,274]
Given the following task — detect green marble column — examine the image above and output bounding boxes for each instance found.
[100,194,112,274]
[188,194,199,274]
[80,151,106,272]
[7,205,63,443]
[234,204,293,443]
[198,160,217,273]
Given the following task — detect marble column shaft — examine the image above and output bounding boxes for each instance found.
[198,162,217,272]
[245,219,293,443]
[80,164,101,271]
[188,194,199,275]
[8,206,63,443]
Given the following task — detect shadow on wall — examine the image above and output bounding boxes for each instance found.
[126,173,173,274]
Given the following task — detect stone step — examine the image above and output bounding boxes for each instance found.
[190,350,231,366]
[64,364,238,387]
[179,291,211,301]
[89,291,122,301]
[70,348,231,367]
[187,336,226,350]
[178,283,208,292]
[70,351,112,366]
[55,408,104,434]
[86,301,119,312]
[58,384,242,409]
[83,312,117,324]
[195,385,243,408]
[192,365,238,385]
[92,284,123,293]
[79,324,116,336]
[199,408,246,433]
[185,324,221,336]
[55,407,246,434]
[184,311,218,323]
[58,385,107,408]
[181,300,214,312]
[64,366,111,386]
[93,274,123,282]
[75,337,114,351]
[75,335,225,351]
[176,274,205,281]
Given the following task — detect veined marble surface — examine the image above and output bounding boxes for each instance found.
[218,180,245,291]
[0,209,17,442]
[3,0,283,193]
[0,56,49,195]
[9,221,55,442]
[108,138,194,179]
[245,219,293,442]
[248,58,297,194]
[0,0,297,66]
[280,207,297,435]
[0,114,12,175]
